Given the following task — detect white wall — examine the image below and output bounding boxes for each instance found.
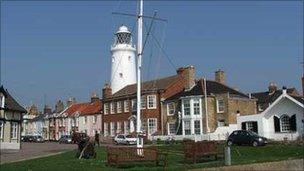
[151,124,237,141]
[237,97,304,141]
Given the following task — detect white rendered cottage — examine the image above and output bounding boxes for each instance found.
[237,89,304,141]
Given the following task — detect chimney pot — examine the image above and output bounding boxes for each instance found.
[215,69,226,85]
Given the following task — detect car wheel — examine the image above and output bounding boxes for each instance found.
[227,140,233,146]
[114,141,118,145]
[252,141,258,147]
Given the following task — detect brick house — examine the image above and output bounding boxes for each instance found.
[0,86,27,150]
[56,94,102,139]
[101,66,193,137]
[162,69,257,136]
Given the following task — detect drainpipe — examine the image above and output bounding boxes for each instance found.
[204,78,210,133]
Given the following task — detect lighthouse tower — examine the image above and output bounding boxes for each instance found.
[110,25,137,94]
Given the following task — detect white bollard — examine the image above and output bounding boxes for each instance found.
[225,146,231,166]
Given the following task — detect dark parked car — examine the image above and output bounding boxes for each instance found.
[22,135,35,142]
[33,135,44,143]
[227,130,267,147]
[59,135,72,144]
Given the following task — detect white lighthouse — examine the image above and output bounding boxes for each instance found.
[110,25,137,93]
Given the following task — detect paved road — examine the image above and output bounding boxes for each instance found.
[0,142,77,164]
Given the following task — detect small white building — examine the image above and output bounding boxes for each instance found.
[237,89,304,141]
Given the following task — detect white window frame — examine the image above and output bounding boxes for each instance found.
[141,96,147,109]
[280,115,291,132]
[104,123,108,136]
[84,116,87,124]
[148,118,157,135]
[117,101,122,113]
[104,103,109,115]
[110,102,115,114]
[183,99,191,116]
[147,95,157,109]
[0,121,4,139]
[0,95,4,108]
[117,122,121,133]
[194,120,201,135]
[93,115,97,124]
[11,122,18,139]
[124,121,129,134]
[216,99,225,113]
[193,99,200,115]
[167,102,175,116]
[167,122,176,135]
[183,120,191,135]
[132,99,137,111]
[124,100,129,112]
[110,122,114,136]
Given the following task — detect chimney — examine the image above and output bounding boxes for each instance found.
[67,97,76,107]
[43,105,52,115]
[91,92,99,103]
[268,82,277,94]
[215,69,226,85]
[177,65,196,90]
[282,86,287,95]
[102,83,112,99]
[55,100,64,113]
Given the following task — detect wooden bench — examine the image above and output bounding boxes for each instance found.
[183,140,223,163]
[106,146,167,167]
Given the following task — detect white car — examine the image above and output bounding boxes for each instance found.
[114,134,137,145]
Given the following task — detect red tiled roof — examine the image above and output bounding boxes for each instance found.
[63,100,102,117]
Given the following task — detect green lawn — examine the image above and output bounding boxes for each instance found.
[1,143,303,171]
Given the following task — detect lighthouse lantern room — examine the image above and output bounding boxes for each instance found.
[110,25,137,94]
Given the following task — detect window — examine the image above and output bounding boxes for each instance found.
[117,101,122,113]
[167,103,175,116]
[242,121,258,133]
[110,122,114,136]
[124,121,129,134]
[104,104,109,114]
[148,118,157,135]
[62,118,65,126]
[117,122,121,133]
[132,99,137,111]
[11,122,18,139]
[168,123,176,135]
[84,116,87,124]
[0,121,3,139]
[124,100,129,112]
[93,115,97,124]
[141,96,147,109]
[216,99,225,113]
[147,95,157,109]
[194,120,201,135]
[193,99,200,115]
[104,123,108,136]
[258,104,263,112]
[184,121,191,135]
[0,95,4,108]
[183,99,190,116]
[217,120,225,127]
[110,103,115,114]
[280,115,291,132]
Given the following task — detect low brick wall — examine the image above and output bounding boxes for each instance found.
[194,159,304,171]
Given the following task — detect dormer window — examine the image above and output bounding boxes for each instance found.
[0,94,4,108]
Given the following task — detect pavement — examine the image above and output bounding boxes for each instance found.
[0,142,77,164]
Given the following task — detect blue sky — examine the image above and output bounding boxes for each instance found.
[1,1,303,110]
